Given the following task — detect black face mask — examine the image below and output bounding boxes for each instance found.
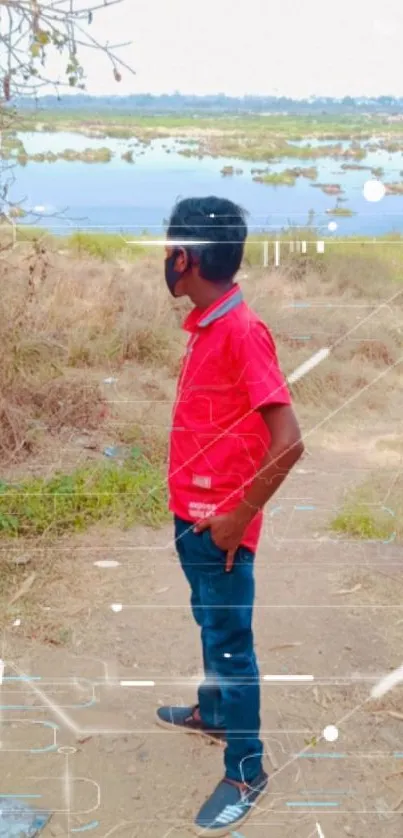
[164,248,187,297]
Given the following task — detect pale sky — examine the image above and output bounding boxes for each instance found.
[47,0,403,98]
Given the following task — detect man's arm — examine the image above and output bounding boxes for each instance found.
[194,402,303,566]
[233,403,304,529]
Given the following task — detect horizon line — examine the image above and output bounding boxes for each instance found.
[13,92,403,102]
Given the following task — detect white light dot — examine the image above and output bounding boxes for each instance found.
[209,213,215,218]
[363,180,386,202]
[110,603,123,612]
[94,560,120,568]
[224,653,232,658]
[13,618,21,626]
[323,724,339,742]
[328,222,338,232]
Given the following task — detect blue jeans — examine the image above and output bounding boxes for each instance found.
[174,516,263,783]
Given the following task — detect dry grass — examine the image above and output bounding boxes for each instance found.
[240,254,403,417]
[0,237,186,464]
[1,231,402,468]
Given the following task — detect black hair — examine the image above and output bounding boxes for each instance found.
[166,196,248,282]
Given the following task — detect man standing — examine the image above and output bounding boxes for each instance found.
[157,196,304,835]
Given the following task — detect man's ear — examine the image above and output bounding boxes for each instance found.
[175,247,190,273]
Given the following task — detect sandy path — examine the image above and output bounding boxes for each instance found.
[2,434,403,838]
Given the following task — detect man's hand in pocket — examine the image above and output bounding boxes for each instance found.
[194,512,247,572]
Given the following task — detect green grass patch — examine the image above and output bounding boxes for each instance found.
[252,169,297,186]
[66,231,157,261]
[330,478,401,542]
[57,147,113,163]
[319,234,403,278]
[1,227,159,258]
[18,110,403,138]
[331,507,394,540]
[0,454,168,538]
[326,207,355,217]
[186,137,368,164]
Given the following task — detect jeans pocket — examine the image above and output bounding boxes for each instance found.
[197,528,226,576]
[202,527,226,556]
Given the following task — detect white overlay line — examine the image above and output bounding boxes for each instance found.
[125,239,212,246]
[287,348,330,384]
[263,675,314,682]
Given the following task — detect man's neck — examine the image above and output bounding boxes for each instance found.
[196,282,235,311]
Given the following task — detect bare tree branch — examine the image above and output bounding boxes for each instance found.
[0,0,135,232]
[0,0,135,99]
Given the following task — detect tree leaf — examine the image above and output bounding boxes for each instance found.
[36,29,50,46]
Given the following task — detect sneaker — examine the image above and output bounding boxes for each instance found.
[156,704,225,745]
[194,770,268,836]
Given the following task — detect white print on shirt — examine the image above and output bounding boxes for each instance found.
[192,475,212,489]
[188,501,217,519]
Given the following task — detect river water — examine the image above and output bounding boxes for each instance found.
[10,131,403,236]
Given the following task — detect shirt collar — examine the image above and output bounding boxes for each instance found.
[183,284,243,332]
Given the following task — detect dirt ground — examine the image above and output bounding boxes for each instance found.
[1,416,403,838]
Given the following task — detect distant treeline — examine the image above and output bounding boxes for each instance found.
[13,93,403,115]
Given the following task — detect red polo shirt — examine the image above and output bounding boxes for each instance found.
[168,284,291,553]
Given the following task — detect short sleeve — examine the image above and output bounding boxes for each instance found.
[232,319,291,410]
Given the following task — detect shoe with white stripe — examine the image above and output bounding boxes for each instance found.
[194,770,268,836]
